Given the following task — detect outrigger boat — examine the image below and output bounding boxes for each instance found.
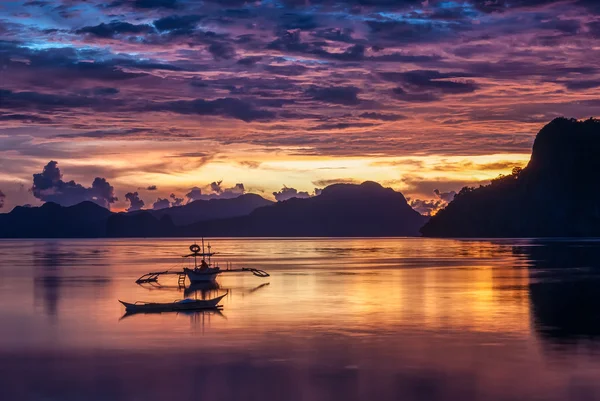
[119,292,227,313]
[183,240,221,283]
[135,239,269,285]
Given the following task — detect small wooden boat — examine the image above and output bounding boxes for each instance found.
[182,239,221,283]
[135,240,269,285]
[119,292,227,313]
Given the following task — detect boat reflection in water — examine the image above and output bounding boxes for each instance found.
[137,278,270,300]
[119,306,226,322]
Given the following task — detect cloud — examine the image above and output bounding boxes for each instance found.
[185,182,246,202]
[185,187,203,202]
[152,198,171,210]
[170,193,183,206]
[125,191,145,211]
[382,70,479,102]
[408,189,457,216]
[153,15,204,33]
[434,189,457,203]
[0,114,52,123]
[563,80,600,91]
[359,112,406,121]
[31,161,118,209]
[147,97,276,122]
[312,178,359,187]
[109,0,178,9]
[305,86,362,105]
[76,22,154,38]
[0,190,5,209]
[237,56,263,66]
[146,185,157,191]
[273,186,311,201]
[408,198,443,216]
[207,42,236,60]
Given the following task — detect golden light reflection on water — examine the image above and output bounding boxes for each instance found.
[2,238,600,400]
[0,238,533,349]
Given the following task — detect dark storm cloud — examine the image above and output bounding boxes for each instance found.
[237,56,263,66]
[76,21,154,38]
[207,42,236,60]
[278,12,320,30]
[153,15,204,33]
[366,20,439,43]
[89,87,120,96]
[31,161,118,209]
[0,89,108,111]
[0,114,53,123]
[146,97,276,122]
[380,70,479,93]
[563,80,600,90]
[125,191,145,211]
[381,70,479,102]
[305,86,362,105]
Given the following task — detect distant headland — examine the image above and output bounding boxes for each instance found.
[421,118,600,237]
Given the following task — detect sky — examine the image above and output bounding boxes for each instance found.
[0,0,599,214]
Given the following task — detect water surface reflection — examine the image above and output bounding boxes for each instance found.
[1,238,599,400]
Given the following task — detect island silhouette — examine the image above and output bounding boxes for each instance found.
[422,118,600,237]
[0,181,426,238]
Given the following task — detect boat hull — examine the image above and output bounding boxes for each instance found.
[184,268,220,283]
[119,293,227,313]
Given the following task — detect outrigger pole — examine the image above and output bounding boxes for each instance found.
[135,267,270,284]
[135,240,269,284]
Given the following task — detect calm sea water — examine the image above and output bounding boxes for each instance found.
[1,238,600,401]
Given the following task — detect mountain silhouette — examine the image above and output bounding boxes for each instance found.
[0,201,111,238]
[0,182,427,238]
[179,181,427,237]
[421,118,600,238]
[146,193,273,225]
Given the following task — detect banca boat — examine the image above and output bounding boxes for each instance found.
[119,292,227,313]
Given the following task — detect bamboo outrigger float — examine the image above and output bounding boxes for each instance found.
[135,239,269,285]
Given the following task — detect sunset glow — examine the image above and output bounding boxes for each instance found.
[1,0,598,212]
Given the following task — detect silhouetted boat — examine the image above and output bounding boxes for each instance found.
[135,240,269,285]
[119,292,227,313]
[182,239,222,282]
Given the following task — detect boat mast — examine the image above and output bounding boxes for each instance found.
[208,243,212,266]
